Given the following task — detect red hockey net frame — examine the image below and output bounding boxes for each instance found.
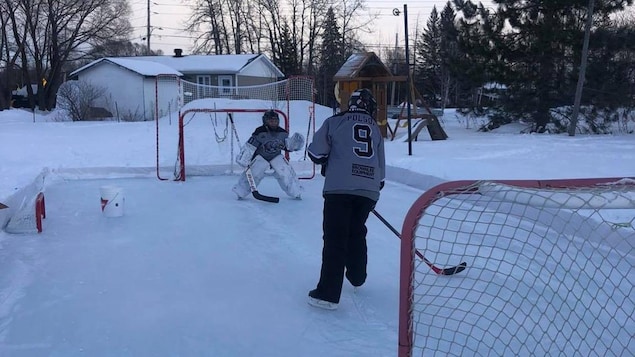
[170,108,316,181]
[154,75,316,181]
[399,177,635,356]
[35,192,45,233]
[4,191,46,234]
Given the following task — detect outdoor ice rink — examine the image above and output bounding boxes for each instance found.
[0,174,422,356]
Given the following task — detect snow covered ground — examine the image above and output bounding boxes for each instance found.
[0,102,633,356]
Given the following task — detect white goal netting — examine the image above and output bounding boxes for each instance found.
[154,76,316,181]
[399,178,635,357]
[2,170,47,234]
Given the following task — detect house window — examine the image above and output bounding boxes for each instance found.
[197,75,212,99]
[218,75,233,97]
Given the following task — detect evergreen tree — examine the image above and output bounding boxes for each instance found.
[415,7,442,106]
[416,2,462,109]
[276,20,301,76]
[316,7,346,108]
[584,19,635,111]
[454,0,633,132]
[438,4,460,108]
[452,1,495,111]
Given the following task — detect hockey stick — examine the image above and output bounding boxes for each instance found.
[371,209,467,275]
[245,165,279,203]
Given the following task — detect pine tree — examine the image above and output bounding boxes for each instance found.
[415,7,442,106]
[415,3,461,109]
[316,7,346,108]
[455,0,633,132]
[453,0,500,112]
[438,4,460,108]
[583,17,635,112]
[277,20,301,76]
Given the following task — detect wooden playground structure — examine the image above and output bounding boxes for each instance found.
[387,83,448,142]
[333,52,448,143]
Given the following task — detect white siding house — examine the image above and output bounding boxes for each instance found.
[69,52,284,121]
[69,58,182,121]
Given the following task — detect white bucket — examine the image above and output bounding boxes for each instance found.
[100,186,124,217]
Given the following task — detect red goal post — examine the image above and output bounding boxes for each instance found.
[399,177,635,356]
[168,108,315,181]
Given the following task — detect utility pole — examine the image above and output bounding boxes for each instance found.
[394,5,412,155]
[569,0,595,136]
[146,0,151,55]
[404,5,412,156]
[391,32,398,106]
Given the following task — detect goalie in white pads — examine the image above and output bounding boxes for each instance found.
[232,110,305,200]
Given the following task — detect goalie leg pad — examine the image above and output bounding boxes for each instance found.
[232,155,270,198]
[269,155,303,199]
[232,179,251,198]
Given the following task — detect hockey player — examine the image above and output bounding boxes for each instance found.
[232,110,305,200]
[306,88,386,310]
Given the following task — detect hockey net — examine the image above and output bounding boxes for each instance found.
[3,170,47,234]
[155,76,316,181]
[157,108,315,181]
[399,178,635,356]
[4,192,46,234]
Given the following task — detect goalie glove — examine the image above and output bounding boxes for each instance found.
[236,142,257,167]
[285,132,305,152]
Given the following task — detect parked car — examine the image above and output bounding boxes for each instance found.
[11,85,37,109]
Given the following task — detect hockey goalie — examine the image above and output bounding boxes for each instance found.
[232,110,305,200]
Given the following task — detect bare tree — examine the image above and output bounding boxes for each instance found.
[4,0,131,110]
[186,0,371,75]
[56,79,106,121]
[0,0,31,109]
[186,0,230,54]
[335,0,375,54]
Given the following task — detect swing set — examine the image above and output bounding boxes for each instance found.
[387,81,448,142]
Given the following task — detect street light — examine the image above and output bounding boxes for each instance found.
[142,27,163,54]
[145,1,160,54]
[394,4,413,155]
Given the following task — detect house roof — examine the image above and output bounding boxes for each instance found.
[70,58,182,78]
[333,52,394,81]
[71,53,284,78]
[135,54,282,76]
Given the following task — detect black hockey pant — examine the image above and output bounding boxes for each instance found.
[316,193,376,303]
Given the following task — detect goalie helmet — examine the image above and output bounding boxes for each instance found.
[348,89,377,117]
[262,110,280,128]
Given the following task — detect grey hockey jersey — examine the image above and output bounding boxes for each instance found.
[308,111,385,201]
[247,125,289,162]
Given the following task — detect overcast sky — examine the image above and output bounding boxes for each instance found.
[129,0,496,55]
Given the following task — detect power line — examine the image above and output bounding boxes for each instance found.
[133,1,498,52]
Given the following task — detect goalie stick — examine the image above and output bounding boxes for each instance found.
[371,209,467,275]
[245,165,279,203]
